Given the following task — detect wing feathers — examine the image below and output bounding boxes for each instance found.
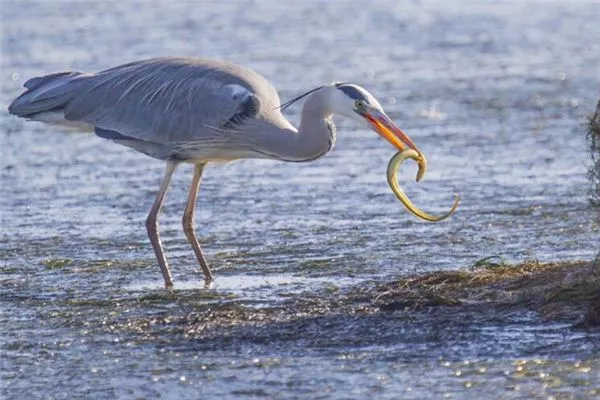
[62,59,265,144]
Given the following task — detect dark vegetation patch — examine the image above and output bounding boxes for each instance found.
[372,259,600,327]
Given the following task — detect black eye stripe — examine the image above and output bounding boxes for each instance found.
[335,83,368,102]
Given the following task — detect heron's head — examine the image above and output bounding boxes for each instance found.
[330,83,422,158]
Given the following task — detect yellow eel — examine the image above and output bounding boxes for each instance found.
[386,149,460,222]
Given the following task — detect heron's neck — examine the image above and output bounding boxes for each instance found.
[263,89,336,162]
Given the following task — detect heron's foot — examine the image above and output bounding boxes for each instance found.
[159,264,175,289]
[203,278,214,290]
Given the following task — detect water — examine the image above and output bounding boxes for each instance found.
[1,0,599,398]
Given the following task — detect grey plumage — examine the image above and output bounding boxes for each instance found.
[10,71,86,116]
[8,56,409,288]
[9,57,288,160]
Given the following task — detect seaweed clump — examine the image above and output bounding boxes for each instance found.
[372,258,600,327]
[588,99,600,206]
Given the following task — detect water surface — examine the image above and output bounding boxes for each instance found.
[1,0,599,398]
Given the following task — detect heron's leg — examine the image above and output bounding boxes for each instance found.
[182,163,214,283]
[146,161,179,289]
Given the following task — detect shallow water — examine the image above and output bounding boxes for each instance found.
[1,0,600,398]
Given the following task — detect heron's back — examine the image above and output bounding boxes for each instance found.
[8,57,287,161]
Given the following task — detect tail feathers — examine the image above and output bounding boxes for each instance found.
[8,71,86,118]
[23,71,78,90]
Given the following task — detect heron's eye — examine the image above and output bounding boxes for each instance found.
[355,100,366,110]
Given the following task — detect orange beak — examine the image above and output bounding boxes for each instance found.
[364,109,427,182]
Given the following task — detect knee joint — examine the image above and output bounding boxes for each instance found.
[182,213,194,232]
[146,215,157,232]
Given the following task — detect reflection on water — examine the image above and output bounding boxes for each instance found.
[2,0,600,398]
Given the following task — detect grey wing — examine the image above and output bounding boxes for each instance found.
[64,59,262,145]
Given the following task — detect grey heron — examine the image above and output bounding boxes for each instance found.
[8,57,426,288]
